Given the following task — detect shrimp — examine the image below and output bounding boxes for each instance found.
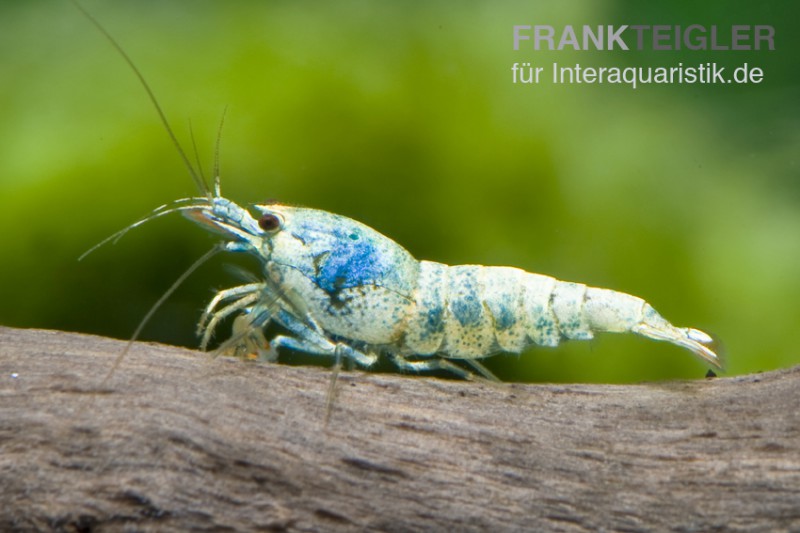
[185,200,722,380]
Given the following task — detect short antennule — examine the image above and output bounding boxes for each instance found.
[213,107,228,198]
[70,0,210,198]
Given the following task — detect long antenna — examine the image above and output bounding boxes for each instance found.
[100,244,222,385]
[70,0,210,198]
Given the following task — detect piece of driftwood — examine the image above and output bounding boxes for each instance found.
[0,326,798,532]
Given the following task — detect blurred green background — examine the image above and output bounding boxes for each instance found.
[1,1,798,383]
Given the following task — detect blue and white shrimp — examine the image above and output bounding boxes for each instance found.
[185,197,721,380]
[76,1,721,381]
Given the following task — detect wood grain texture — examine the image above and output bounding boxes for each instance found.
[0,326,798,532]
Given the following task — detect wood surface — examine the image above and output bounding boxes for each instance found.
[1,326,798,531]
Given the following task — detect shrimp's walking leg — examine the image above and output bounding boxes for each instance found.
[200,292,261,350]
[461,359,501,381]
[387,353,500,381]
[199,283,264,327]
[269,310,378,368]
[389,354,478,380]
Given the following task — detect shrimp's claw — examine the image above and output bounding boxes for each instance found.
[633,304,724,369]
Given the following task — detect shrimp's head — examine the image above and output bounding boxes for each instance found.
[184,197,273,257]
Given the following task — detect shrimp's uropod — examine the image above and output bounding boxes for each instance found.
[76,1,722,383]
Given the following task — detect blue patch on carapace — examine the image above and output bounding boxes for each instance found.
[293,216,393,293]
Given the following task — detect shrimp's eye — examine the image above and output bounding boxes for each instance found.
[258,213,281,232]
